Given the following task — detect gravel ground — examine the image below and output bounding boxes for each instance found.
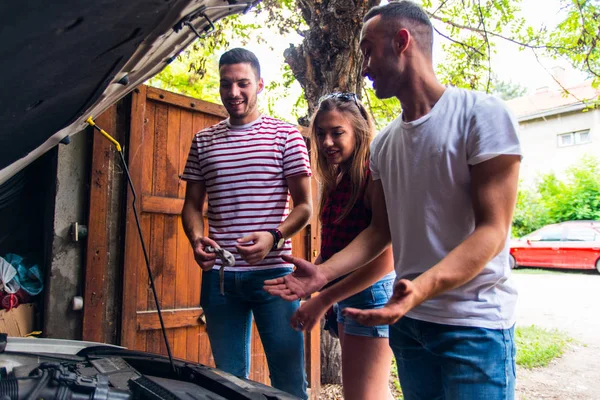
[514,270,600,400]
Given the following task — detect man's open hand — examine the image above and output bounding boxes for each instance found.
[343,279,424,326]
[263,254,328,301]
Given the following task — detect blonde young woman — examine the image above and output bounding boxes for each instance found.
[291,93,395,399]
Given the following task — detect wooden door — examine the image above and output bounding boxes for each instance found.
[120,86,319,395]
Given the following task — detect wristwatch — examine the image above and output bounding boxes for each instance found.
[267,229,285,251]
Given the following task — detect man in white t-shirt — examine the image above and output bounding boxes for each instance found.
[181,48,312,399]
[264,2,521,398]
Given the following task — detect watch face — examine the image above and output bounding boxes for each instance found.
[276,238,285,249]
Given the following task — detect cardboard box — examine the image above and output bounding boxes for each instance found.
[0,303,35,337]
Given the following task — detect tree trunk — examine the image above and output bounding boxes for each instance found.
[284,0,382,125]
[320,320,342,385]
[285,0,382,383]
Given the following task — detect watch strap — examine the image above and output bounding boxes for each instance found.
[267,229,283,250]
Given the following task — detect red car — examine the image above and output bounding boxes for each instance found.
[510,221,600,273]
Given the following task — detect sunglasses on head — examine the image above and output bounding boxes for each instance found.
[318,92,359,108]
[318,92,369,121]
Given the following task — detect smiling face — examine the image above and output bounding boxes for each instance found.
[219,62,264,125]
[315,110,357,167]
[360,16,406,100]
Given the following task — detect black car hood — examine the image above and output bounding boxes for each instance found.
[0,0,253,184]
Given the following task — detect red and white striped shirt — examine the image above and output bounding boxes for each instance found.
[182,115,311,271]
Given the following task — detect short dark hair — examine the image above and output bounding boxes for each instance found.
[364,1,433,56]
[219,48,261,79]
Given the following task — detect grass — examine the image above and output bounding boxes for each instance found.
[390,358,403,399]
[512,267,589,275]
[512,268,566,275]
[515,325,573,369]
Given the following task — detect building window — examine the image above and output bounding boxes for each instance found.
[558,130,591,147]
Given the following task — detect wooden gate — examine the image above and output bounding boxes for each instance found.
[111,86,321,395]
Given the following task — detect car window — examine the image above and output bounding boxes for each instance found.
[528,226,563,241]
[565,227,598,242]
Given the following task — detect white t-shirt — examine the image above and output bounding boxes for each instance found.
[370,86,522,329]
[182,115,312,271]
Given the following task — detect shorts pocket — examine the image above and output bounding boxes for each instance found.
[370,279,394,306]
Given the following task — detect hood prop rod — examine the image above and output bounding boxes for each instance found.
[85,117,176,375]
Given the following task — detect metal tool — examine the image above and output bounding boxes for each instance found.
[205,245,235,295]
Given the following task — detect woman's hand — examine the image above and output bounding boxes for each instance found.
[290,295,331,331]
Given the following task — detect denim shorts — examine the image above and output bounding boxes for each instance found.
[334,272,395,338]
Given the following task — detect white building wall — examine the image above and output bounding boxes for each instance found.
[516,108,600,186]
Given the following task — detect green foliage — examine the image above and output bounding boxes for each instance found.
[547,1,600,90]
[492,77,528,100]
[252,0,306,36]
[512,187,548,238]
[263,64,308,123]
[145,14,235,104]
[515,325,573,369]
[431,0,526,92]
[148,4,309,124]
[512,156,600,237]
[362,87,402,130]
[147,0,599,127]
[542,157,600,221]
[147,52,221,104]
[390,358,404,399]
[518,0,600,106]
[513,268,585,275]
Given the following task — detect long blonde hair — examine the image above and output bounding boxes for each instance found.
[309,94,376,223]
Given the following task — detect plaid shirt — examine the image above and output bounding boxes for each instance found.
[320,169,371,263]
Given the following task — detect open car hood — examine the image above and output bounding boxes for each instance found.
[0,337,298,399]
[0,0,254,184]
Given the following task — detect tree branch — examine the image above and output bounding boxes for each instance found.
[297,0,313,26]
[476,0,492,93]
[586,34,600,78]
[433,25,484,56]
[531,48,587,104]
[427,12,576,52]
[576,0,588,38]
[431,0,452,17]
[575,0,600,78]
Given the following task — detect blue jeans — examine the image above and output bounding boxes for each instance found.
[200,268,307,399]
[335,273,395,338]
[390,317,516,400]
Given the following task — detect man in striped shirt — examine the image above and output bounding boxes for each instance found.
[181,48,312,399]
